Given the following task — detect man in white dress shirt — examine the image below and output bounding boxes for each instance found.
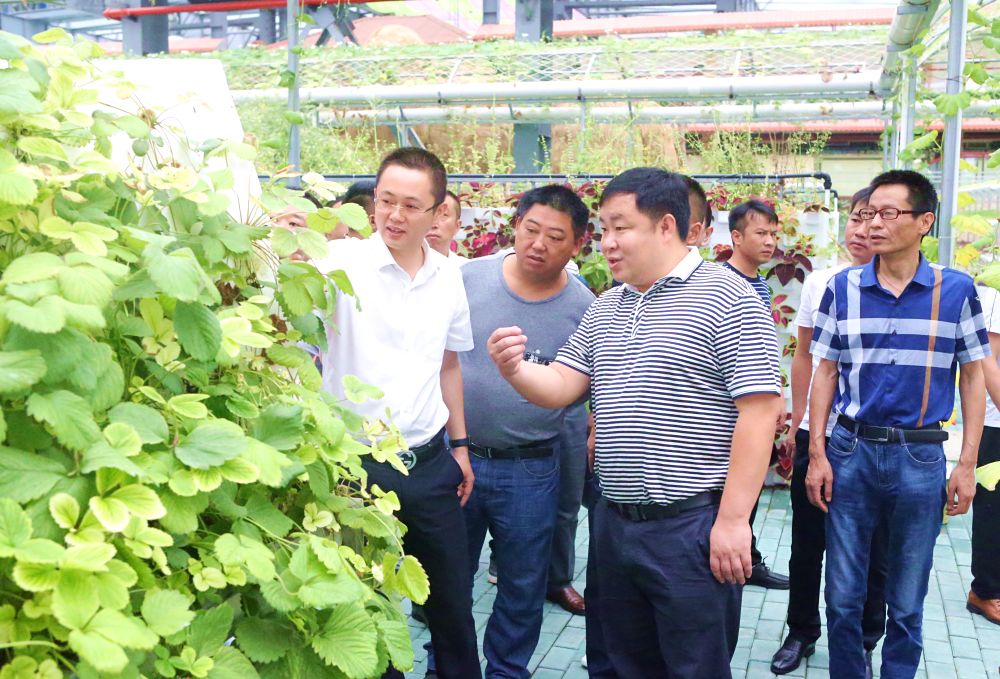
[313,147,481,679]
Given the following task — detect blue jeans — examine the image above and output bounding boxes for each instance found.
[824,424,946,679]
[465,449,560,679]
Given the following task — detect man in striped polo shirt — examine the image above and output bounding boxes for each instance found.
[808,170,989,679]
[487,168,783,678]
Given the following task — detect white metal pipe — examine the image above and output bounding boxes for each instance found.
[938,0,968,267]
[879,0,940,94]
[315,100,999,126]
[232,71,882,106]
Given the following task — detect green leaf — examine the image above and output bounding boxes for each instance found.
[235,617,291,663]
[27,390,102,450]
[114,114,150,138]
[206,647,261,679]
[81,441,144,476]
[0,172,38,206]
[13,561,60,592]
[243,439,291,487]
[32,27,70,43]
[977,461,1000,491]
[1,296,65,333]
[50,492,80,530]
[174,302,222,361]
[68,630,129,674]
[175,420,247,469]
[61,542,116,571]
[2,252,64,284]
[53,569,100,629]
[112,485,166,520]
[89,496,130,532]
[58,265,114,306]
[933,91,972,117]
[0,498,32,557]
[377,616,414,672]
[84,608,157,651]
[141,589,195,637]
[395,554,430,604]
[0,446,66,502]
[188,604,234,656]
[148,248,207,302]
[0,33,23,59]
[17,135,68,161]
[342,374,384,404]
[333,202,371,234]
[253,404,305,451]
[284,110,306,125]
[0,350,47,393]
[103,422,143,456]
[310,602,379,677]
[168,393,210,419]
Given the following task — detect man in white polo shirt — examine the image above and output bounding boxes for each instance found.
[313,147,481,679]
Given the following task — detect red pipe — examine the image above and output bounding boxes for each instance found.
[103,0,389,21]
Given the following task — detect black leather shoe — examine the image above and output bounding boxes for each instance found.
[770,636,816,675]
[747,561,790,590]
[865,649,874,679]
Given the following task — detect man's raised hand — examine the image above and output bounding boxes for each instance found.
[487,326,528,379]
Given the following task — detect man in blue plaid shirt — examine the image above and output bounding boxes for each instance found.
[806,170,989,679]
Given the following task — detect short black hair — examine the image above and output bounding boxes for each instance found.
[444,189,461,211]
[343,193,374,217]
[729,199,779,233]
[868,170,937,214]
[683,175,712,228]
[849,186,872,212]
[375,147,447,207]
[515,184,589,239]
[340,180,375,203]
[599,168,690,240]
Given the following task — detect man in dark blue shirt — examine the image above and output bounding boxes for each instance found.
[808,170,989,679]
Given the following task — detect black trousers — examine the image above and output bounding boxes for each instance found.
[592,498,741,679]
[786,427,888,648]
[582,475,620,678]
[972,425,1000,599]
[366,447,482,679]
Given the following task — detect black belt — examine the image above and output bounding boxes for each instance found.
[469,439,555,460]
[605,490,722,522]
[397,428,446,470]
[837,415,949,443]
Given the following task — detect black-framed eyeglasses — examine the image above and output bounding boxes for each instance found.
[856,207,927,221]
[374,194,437,218]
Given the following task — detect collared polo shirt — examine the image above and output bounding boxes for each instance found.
[313,234,474,448]
[811,255,989,429]
[556,248,783,504]
[724,261,771,308]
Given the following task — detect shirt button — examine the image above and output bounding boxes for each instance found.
[890,359,896,365]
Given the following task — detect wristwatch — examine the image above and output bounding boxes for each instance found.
[449,437,471,449]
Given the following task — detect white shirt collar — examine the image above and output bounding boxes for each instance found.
[371,232,441,284]
[624,248,703,294]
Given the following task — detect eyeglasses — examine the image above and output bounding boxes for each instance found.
[374,194,436,218]
[856,207,927,221]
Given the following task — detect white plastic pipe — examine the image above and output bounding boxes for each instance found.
[232,71,882,106]
[878,0,940,94]
[314,100,998,126]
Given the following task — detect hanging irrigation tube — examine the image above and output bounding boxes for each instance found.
[231,71,882,106]
[938,0,968,267]
[312,100,999,127]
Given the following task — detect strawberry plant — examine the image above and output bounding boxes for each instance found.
[0,29,427,679]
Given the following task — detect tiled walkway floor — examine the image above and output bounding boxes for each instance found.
[404,487,1000,678]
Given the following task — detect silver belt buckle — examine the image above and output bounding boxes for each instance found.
[398,450,417,470]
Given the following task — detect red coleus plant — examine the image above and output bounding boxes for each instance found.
[765,246,813,286]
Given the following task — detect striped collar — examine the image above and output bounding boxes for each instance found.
[623,248,704,295]
[860,254,935,290]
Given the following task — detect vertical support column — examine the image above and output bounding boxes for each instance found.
[938,0,967,266]
[258,9,276,44]
[483,0,499,24]
[210,12,228,46]
[889,98,900,167]
[512,0,553,173]
[903,67,918,169]
[122,0,168,56]
[286,0,301,186]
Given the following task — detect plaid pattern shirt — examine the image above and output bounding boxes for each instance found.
[811,255,990,429]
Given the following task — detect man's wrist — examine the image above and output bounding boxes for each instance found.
[449,437,471,450]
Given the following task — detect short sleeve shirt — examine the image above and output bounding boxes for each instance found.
[811,255,990,428]
[795,264,848,436]
[978,284,1000,427]
[555,249,783,504]
[314,234,473,447]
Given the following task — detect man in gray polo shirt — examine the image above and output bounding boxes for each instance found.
[461,185,594,679]
[488,168,782,678]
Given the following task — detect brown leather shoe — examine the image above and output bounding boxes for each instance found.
[967,591,1000,626]
[546,586,585,616]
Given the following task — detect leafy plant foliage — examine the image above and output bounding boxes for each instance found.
[0,29,426,678]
